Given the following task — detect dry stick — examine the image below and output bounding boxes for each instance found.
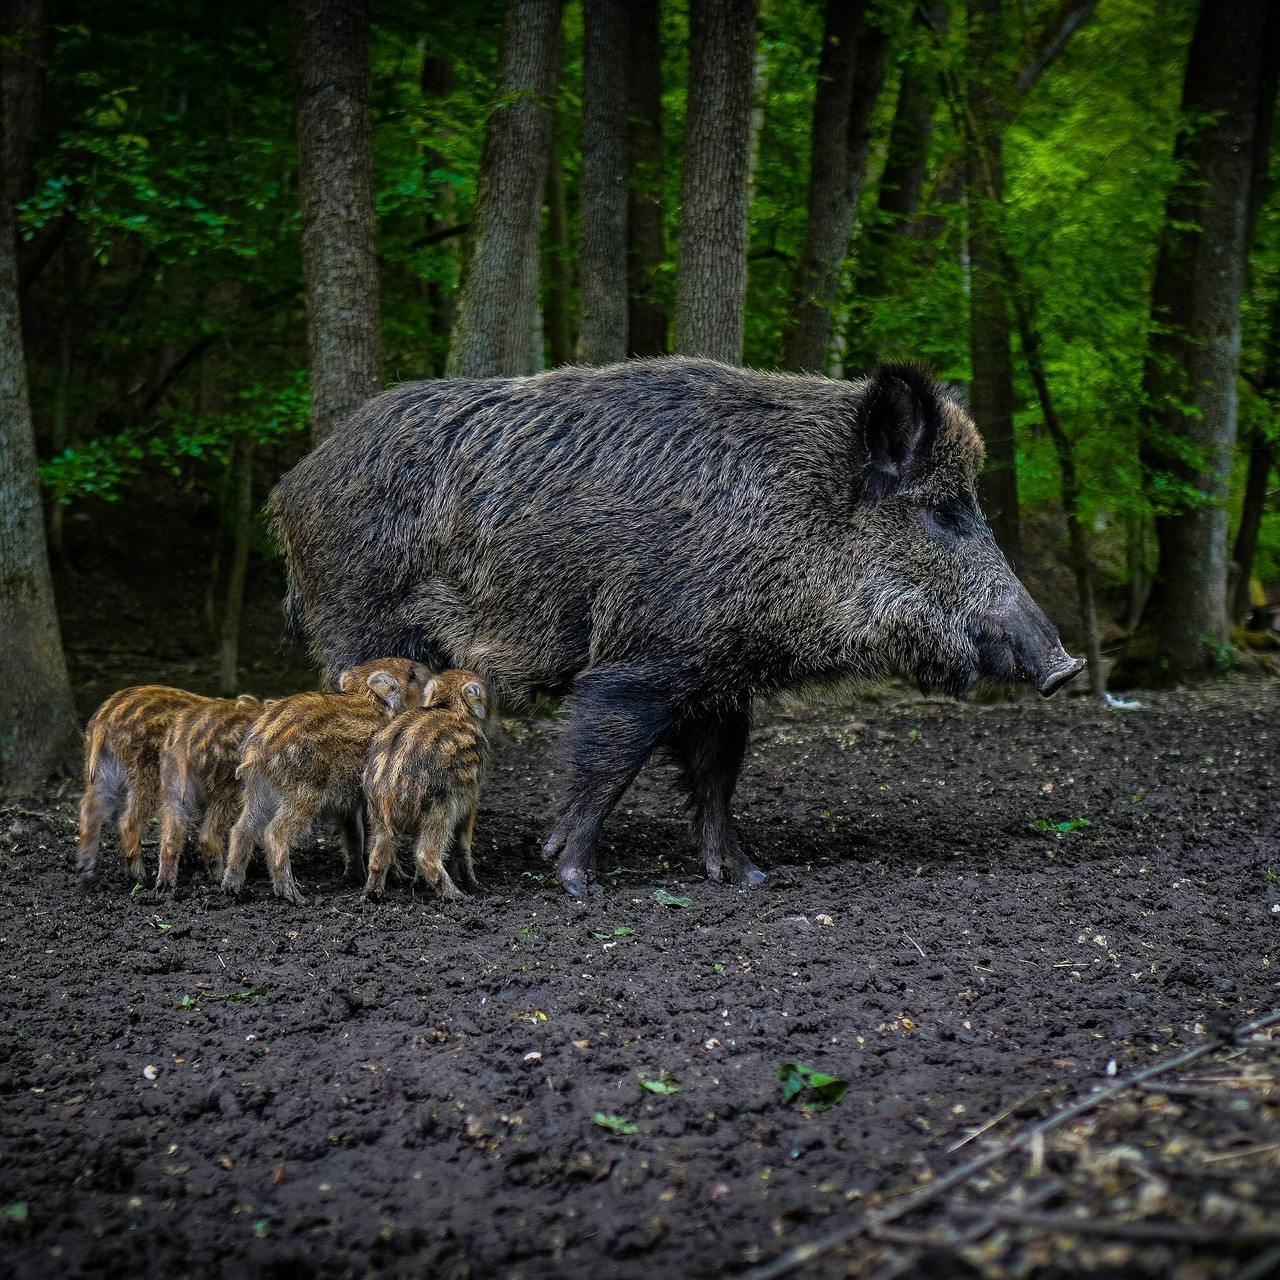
[1235,1241,1280,1280]
[742,1010,1280,1280]
[959,1207,1280,1248]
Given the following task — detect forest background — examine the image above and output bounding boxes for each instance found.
[2,0,1278,790]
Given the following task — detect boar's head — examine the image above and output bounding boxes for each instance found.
[845,364,1084,698]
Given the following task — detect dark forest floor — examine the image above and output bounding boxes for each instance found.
[1,507,1278,1278]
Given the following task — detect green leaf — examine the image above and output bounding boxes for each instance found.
[591,925,636,939]
[778,1062,849,1113]
[129,883,144,898]
[1266,868,1280,885]
[176,994,199,1010]
[593,1112,638,1136]
[640,1075,680,1095]
[3,1202,29,1224]
[651,889,692,909]
[224,984,269,1002]
[1030,816,1092,834]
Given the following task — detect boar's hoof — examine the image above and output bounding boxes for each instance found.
[708,854,766,888]
[556,863,601,899]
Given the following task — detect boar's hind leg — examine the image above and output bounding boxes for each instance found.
[669,710,765,887]
[542,669,673,898]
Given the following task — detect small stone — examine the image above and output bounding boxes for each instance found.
[815,914,835,927]
[522,1051,542,1064]
[142,1064,159,1081]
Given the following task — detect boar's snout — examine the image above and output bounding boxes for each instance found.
[972,581,1085,697]
[1036,654,1086,698]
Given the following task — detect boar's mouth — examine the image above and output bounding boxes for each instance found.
[1036,655,1087,697]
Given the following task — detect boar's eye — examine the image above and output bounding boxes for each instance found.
[922,496,976,545]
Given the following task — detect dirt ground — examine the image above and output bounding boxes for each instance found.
[3,659,1278,1278]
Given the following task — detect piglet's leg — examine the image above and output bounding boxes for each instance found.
[361,804,397,901]
[542,667,672,898]
[156,759,193,892]
[340,806,366,886]
[77,752,123,880]
[668,709,765,888]
[196,789,239,883]
[264,795,319,907]
[414,800,466,901]
[118,777,158,886]
[452,803,480,889]
[222,778,272,895]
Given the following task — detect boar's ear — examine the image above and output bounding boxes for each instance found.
[366,671,405,713]
[462,681,489,720]
[419,678,441,709]
[860,363,940,500]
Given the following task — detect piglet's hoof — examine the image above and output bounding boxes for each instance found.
[273,880,308,908]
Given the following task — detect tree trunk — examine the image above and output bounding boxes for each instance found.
[578,0,630,364]
[966,0,1019,565]
[626,0,666,358]
[544,130,574,367]
[293,0,381,444]
[673,0,757,365]
[780,0,889,373]
[845,2,946,376]
[1,0,44,209]
[1120,0,1277,684]
[0,87,80,794]
[1231,431,1274,624]
[448,0,563,377]
[219,435,256,696]
[420,43,455,377]
[48,289,72,569]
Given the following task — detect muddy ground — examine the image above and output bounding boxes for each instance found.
[2,662,1278,1278]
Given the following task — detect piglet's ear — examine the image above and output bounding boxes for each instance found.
[419,678,440,710]
[337,670,354,692]
[463,681,488,720]
[235,694,260,709]
[860,363,940,500]
[366,671,404,713]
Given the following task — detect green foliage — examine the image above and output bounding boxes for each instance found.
[777,1061,849,1112]
[1030,816,1093,834]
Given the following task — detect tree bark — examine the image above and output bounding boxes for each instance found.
[626,0,667,358]
[219,434,256,696]
[0,86,80,794]
[845,2,946,376]
[1121,0,1277,683]
[1231,431,1274,624]
[578,0,630,364]
[674,0,757,365]
[544,129,574,367]
[966,0,1019,565]
[448,0,563,377]
[1,0,44,209]
[293,0,381,444]
[780,0,889,373]
[420,43,455,377]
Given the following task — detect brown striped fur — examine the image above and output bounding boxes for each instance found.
[221,657,431,906]
[77,685,218,882]
[156,694,266,890]
[361,669,491,901]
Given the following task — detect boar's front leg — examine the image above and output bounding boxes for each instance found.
[669,709,765,888]
[542,667,673,898]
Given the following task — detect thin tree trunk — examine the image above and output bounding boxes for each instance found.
[578,0,629,363]
[1122,0,1277,683]
[0,86,80,792]
[420,42,455,377]
[544,130,574,367]
[219,435,256,696]
[781,0,889,373]
[294,0,381,443]
[448,0,563,377]
[1231,432,1273,624]
[845,2,946,376]
[626,0,666,357]
[48,297,72,568]
[967,0,1019,565]
[1,0,44,210]
[674,0,757,365]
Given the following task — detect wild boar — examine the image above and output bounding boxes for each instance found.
[78,685,212,883]
[269,358,1085,897]
[156,694,265,891]
[220,657,430,905]
[361,668,491,902]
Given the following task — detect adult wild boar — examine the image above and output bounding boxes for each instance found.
[271,358,1084,896]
